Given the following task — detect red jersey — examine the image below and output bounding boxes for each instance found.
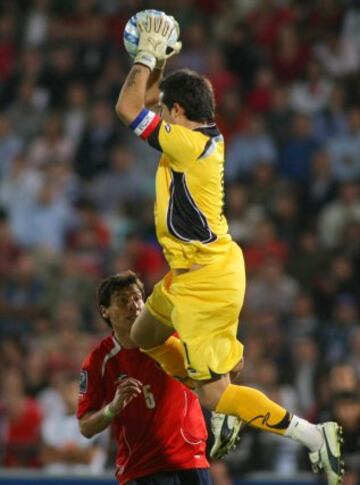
[77,336,208,484]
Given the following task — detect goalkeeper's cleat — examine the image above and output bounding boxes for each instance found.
[308,422,345,485]
[210,412,243,460]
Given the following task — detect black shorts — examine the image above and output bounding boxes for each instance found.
[126,468,212,485]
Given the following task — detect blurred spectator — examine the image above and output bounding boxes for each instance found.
[266,85,293,146]
[314,29,359,79]
[246,67,274,114]
[41,46,78,108]
[278,113,320,183]
[113,232,167,293]
[243,219,288,274]
[173,22,208,72]
[206,47,239,105]
[245,256,299,315]
[315,255,360,318]
[226,114,277,181]
[0,10,16,82]
[89,144,148,213]
[318,182,360,249]
[288,230,330,289]
[0,113,23,179]
[302,149,336,214]
[248,163,278,208]
[63,82,89,147]
[287,293,319,342]
[42,250,96,323]
[327,107,360,181]
[246,0,295,54]
[23,0,50,47]
[289,60,333,115]
[225,184,264,244]
[307,0,342,40]
[40,373,107,474]
[74,100,121,179]
[0,208,22,283]
[290,337,320,415]
[349,327,360,377]
[0,251,45,336]
[272,25,310,83]
[14,181,72,252]
[312,84,348,144]
[216,88,250,142]
[222,21,263,88]
[24,349,49,398]
[7,79,47,141]
[27,113,75,168]
[0,367,42,468]
[342,1,360,50]
[270,189,301,246]
[321,294,359,364]
[68,199,111,276]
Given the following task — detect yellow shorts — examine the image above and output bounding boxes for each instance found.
[146,242,246,380]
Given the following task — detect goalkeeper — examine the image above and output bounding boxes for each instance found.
[115,12,344,484]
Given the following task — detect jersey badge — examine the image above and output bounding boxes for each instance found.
[79,370,88,394]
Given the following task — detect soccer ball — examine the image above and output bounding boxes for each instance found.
[123,9,179,59]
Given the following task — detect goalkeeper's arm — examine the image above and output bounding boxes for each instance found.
[116,64,150,125]
[116,13,180,124]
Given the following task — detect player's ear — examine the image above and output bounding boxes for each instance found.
[172,102,185,118]
[100,305,109,319]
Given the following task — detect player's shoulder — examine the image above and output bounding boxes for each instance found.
[82,335,120,369]
[194,123,223,140]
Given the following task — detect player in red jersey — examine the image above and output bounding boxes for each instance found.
[77,270,212,485]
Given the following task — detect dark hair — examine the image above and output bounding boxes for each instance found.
[96,270,144,328]
[160,69,215,123]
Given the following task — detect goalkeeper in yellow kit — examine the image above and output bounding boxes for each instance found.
[115,12,344,483]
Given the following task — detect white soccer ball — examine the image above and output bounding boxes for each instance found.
[123,9,179,59]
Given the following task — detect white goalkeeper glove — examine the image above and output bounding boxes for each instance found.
[135,13,182,71]
[155,16,181,70]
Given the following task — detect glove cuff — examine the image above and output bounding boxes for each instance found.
[134,51,156,71]
[155,58,166,71]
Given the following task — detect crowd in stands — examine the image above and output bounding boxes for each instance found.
[0,0,359,481]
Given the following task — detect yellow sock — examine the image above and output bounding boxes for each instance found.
[141,336,194,389]
[215,384,291,435]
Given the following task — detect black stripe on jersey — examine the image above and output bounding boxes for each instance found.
[194,124,221,138]
[197,138,212,160]
[147,121,162,151]
[167,170,217,244]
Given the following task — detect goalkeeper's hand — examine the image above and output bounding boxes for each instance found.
[156,16,182,70]
[135,13,182,71]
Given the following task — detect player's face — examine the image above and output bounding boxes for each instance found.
[107,285,144,335]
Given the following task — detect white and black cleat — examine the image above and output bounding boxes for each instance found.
[210,412,243,460]
[308,422,345,485]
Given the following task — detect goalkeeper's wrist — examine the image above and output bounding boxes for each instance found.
[103,403,117,419]
[155,58,166,71]
[134,51,157,71]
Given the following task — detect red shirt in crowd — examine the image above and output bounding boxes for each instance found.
[77,336,209,484]
[1,398,42,468]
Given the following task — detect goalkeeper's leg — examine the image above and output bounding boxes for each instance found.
[196,377,344,485]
